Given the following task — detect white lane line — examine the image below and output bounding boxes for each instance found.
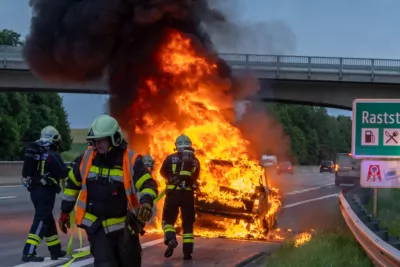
[57,238,165,267]
[0,196,16,200]
[285,183,334,196]
[0,185,22,188]
[12,238,165,267]
[283,193,338,209]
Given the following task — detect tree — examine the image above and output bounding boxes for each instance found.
[0,29,73,159]
[21,93,73,153]
[266,103,351,165]
[0,29,23,46]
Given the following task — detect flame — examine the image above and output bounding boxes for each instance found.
[294,230,313,247]
[127,30,282,240]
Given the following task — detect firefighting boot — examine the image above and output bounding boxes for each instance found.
[183,252,192,260]
[21,254,44,262]
[164,239,178,258]
[50,249,67,260]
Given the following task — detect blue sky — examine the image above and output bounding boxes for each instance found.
[2,0,394,127]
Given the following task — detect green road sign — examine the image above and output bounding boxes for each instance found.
[352,99,400,159]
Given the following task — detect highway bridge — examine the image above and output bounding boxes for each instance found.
[2,45,400,109]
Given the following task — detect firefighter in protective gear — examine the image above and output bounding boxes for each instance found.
[161,134,200,260]
[22,126,69,262]
[142,154,154,172]
[59,114,158,267]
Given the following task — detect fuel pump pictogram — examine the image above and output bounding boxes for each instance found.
[365,130,375,144]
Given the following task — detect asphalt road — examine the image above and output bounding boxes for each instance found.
[0,168,344,267]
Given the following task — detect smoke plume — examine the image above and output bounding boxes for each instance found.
[24,0,294,159]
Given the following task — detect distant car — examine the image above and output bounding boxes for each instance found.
[277,161,293,175]
[260,154,277,167]
[320,160,334,173]
[334,153,361,186]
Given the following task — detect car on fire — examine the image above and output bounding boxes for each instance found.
[194,159,279,234]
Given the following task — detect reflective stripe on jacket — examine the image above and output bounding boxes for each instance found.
[74,146,140,227]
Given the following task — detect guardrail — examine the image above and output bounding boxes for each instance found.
[2,45,400,78]
[339,190,400,266]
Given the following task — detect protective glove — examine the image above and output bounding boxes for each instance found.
[58,212,70,234]
[137,203,153,224]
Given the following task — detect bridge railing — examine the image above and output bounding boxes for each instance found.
[2,45,400,76]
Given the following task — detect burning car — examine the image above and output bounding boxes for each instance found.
[194,159,279,235]
[24,0,284,239]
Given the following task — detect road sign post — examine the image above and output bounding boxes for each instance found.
[352,99,400,158]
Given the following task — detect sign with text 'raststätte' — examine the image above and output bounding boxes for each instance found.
[352,99,400,158]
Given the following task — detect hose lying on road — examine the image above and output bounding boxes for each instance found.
[339,190,400,267]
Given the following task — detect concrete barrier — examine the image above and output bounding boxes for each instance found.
[0,162,23,177]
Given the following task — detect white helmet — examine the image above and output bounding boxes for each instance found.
[175,134,192,152]
[86,114,123,147]
[39,126,61,145]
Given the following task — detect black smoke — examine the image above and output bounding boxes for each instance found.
[24,0,235,130]
[24,0,295,159]
[24,0,229,82]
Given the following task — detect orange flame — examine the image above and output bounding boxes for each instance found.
[127,30,282,240]
[294,230,313,247]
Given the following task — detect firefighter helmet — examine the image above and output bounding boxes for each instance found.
[39,126,61,145]
[175,134,192,151]
[87,114,123,146]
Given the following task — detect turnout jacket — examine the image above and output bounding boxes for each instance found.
[61,141,158,228]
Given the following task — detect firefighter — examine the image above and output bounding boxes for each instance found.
[143,154,155,172]
[21,126,69,262]
[58,114,158,267]
[161,134,200,260]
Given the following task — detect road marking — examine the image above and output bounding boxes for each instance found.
[0,196,16,200]
[0,185,22,188]
[283,193,338,209]
[59,238,164,267]
[12,238,165,267]
[285,183,335,196]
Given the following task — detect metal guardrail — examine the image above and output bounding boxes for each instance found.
[339,191,400,267]
[2,45,400,78]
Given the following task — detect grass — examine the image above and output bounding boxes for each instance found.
[367,189,400,237]
[265,229,373,267]
[70,128,88,143]
[60,129,89,162]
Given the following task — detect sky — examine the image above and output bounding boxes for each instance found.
[2,0,397,127]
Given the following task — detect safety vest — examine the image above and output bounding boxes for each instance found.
[74,146,140,227]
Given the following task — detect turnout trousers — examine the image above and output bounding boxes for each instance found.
[162,190,195,254]
[87,227,142,267]
[22,186,62,255]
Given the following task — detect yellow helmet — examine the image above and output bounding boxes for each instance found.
[87,114,123,146]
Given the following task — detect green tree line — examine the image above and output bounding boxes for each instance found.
[0,29,72,160]
[267,104,352,165]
